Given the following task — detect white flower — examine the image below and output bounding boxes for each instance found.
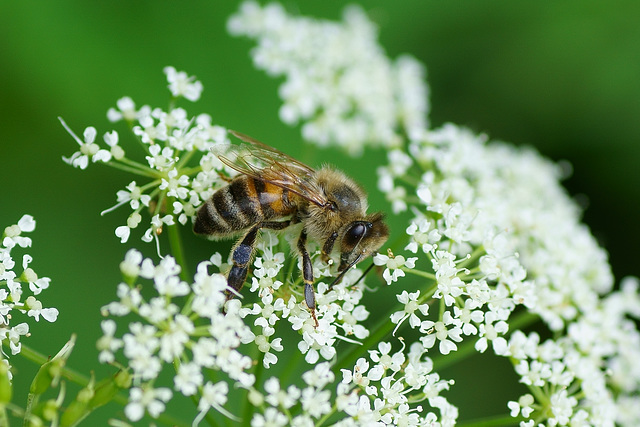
[264,377,301,409]
[164,66,203,102]
[119,248,143,279]
[2,323,29,355]
[252,407,289,427]
[104,130,124,160]
[474,320,509,355]
[103,181,151,216]
[507,393,535,418]
[60,119,112,169]
[125,386,172,421]
[195,381,230,423]
[24,295,58,322]
[514,360,551,387]
[368,342,405,377]
[390,290,429,334]
[21,255,50,296]
[420,312,463,355]
[96,319,123,363]
[373,253,417,285]
[107,96,141,122]
[145,144,175,170]
[405,216,440,254]
[159,168,190,199]
[253,329,284,368]
[549,389,577,426]
[3,214,35,249]
[174,362,203,396]
[159,314,194,362]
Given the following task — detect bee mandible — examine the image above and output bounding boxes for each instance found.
[193,131,389,326]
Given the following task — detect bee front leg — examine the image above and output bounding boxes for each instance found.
[321,231,339,264]
[297,230,319,327]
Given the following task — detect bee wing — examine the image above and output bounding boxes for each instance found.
[217,130,329,207]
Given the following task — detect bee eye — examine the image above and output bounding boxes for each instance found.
[344,222,367,248]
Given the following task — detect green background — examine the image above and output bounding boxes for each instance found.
[2,0,639,424]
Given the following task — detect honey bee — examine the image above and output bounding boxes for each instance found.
[193,131,389,326]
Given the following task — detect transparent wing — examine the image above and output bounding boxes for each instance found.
[216,130,329,207]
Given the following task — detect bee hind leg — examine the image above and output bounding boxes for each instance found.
[227,220,292,298]
[227,226,260,297]
[297,230,319,327]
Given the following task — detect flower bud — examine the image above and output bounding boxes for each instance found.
[60,376,95,427]
[89,370,132,410]
[30,336,75,395]
[41,399,59,422]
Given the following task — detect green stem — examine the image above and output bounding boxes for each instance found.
[402,267,436,280]
[457,245,485,270]
[456,414,524,427]
[315,402,337,427]
[23,393,35,427]
[189,394,219,427]
[175,149,197,170]
[166,222,190,282]
[242,352,265,424]
[106,159,158,178]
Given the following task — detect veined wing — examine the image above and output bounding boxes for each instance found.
[216,130,329,207]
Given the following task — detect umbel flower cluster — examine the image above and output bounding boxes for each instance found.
[56,2,640,426]
[1,216,58,369]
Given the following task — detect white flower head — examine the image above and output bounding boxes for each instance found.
[124,386,172,421]
[164,66,203,102]
[229,2,429,154]
[60,118,112,169]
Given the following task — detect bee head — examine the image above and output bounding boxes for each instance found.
[338,212,389,271]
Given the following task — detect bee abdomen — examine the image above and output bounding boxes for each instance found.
[194,176,265,236]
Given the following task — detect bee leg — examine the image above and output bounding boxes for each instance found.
[227,225,261,297]
[297,230,318,327]
[321,231,339,264]
[227,220,292,298]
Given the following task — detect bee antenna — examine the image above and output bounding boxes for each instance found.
[352,262,375,287]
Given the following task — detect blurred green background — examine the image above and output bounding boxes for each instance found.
[2,0,639,424]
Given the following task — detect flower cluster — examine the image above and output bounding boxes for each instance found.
[99,234,383,423]
[59,2,640,426]
[1,215,58,368]
[230,2,640,425]
[64,64,392,423]
[99,249,255,422]
[228,1,428,155]
[62,66,231,251]
[242,342,456,426]
[375,123,640,425]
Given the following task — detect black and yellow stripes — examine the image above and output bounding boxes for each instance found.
[193,176,295,236]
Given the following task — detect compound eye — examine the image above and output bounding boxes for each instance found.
[344,222,367,248]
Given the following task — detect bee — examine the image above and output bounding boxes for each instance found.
[193,131,389,326]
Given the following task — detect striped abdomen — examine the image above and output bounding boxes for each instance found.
[194,176,295,237]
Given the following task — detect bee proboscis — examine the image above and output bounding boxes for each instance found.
[194,131,389,326]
